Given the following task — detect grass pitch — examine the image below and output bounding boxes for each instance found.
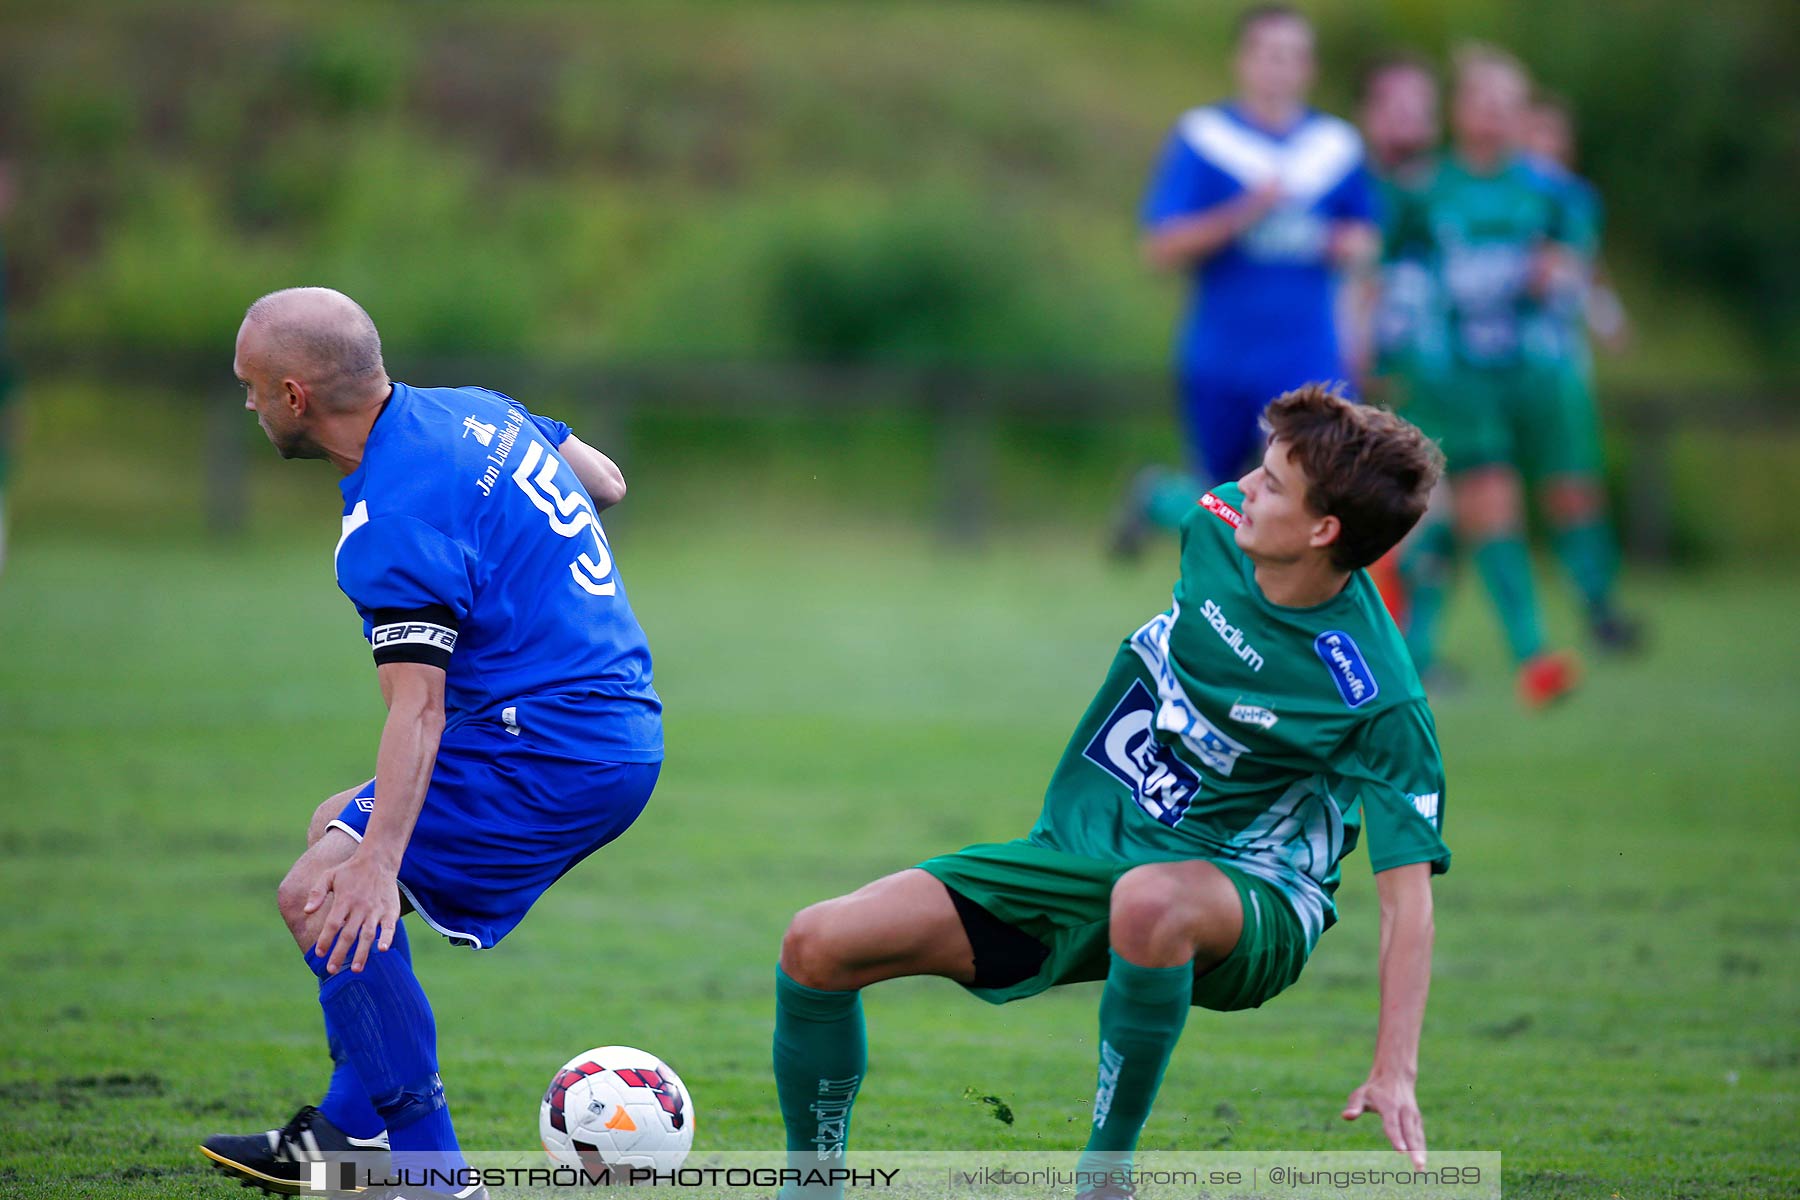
[0,514,1795,1198]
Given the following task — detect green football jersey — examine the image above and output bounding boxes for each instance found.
[1521,164,1603,376]
[1370,161,1446,378]
[1391,153,1576,370]
[1030,484,1450,948]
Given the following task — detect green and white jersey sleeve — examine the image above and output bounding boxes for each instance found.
[1029,483,1449,950]
[1331,699,1450,875]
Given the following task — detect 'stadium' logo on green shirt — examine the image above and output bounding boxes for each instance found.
[1201,598,1264,671]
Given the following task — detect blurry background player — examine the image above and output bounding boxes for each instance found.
[1355,55,1455,657]
[1519,95,1632,358]
[1386,46,1586,707]
[200,289,662,1200]
[1111,4,1377,557]
[1516,92,1642,650]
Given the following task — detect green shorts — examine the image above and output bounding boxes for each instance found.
[1522,361,1605,480]
[1415,362,1602,480]
[917,839,1310,1012]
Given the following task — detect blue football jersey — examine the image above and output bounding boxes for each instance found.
[1142,104,1375,378]
[333,382,661,763]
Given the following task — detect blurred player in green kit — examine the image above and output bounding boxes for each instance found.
[773,386,1448,1199]
[1517,93,1641,651]
[1355,54,1458,679]
[1387,46,1612,706]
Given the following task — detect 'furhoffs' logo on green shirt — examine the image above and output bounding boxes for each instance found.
[1314,631,1380,708]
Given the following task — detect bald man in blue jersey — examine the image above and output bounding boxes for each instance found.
[1114,4,1378,556]
[201,288,662,1200]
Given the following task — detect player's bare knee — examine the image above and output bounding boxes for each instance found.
[275,862,316,946]
[307,791,352,847]
[1542,478,1599,525]
[1109,866,1192,949]
[780,902,847,990]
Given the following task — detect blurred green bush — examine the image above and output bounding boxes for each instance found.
[0,0,1788,380]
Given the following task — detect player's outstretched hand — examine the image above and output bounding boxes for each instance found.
[1342,1072,1427,1168]
[305,851,402,975]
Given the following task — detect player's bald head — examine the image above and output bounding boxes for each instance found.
[238,287,387,412]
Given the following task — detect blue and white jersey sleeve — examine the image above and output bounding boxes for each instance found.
[335,513,473,670]
[527,411,572,447]
[1141,119,1241,229]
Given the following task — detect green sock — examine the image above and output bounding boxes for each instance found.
[1143,469,1203,532]
[774,966,865,1198]
[1076,952,1194,1185]
[1472,535,1546,663]
[1551,519,1618,620]
[1399,521,1457,675]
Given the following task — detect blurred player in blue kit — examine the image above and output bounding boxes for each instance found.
[1113,4,1378,556]
[200,288,662,1200]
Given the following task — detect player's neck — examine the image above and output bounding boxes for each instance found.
[1251,554,1350,609]
[1238,94,1304,134]
[1373,145,1425,174]
[319,385,394,476]
[1456,140,1508,174]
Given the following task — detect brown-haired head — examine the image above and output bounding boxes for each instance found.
[1258,383,1444,570]
[1235,2,1308,44]
[1234,3,1315,116]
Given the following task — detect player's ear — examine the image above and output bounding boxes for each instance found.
[1310,513,1341,554]
[282,377,308,417]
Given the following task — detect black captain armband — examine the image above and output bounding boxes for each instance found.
[368,605,459,670]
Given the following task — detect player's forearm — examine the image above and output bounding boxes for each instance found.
[1371,870,1434,1078]
[560,434,627,511]
[1142,196,1268,270]
[361,689,445,871]
[1329,221,1381,272]
[1343,273,1380,385]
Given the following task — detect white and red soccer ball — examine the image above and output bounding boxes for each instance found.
[540,1046,694,1173]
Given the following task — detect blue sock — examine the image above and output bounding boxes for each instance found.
[305,930,465,1174]
[317,923,411,1139]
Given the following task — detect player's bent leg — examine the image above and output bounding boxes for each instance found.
[781,868,976,991]
[204,837,396,1194]
[278,827,361,952]
[775,871,974,1197]
[1076,863,1237,1190]
[308,787,364,848]
[1107,860,1243,970]
[275,830,466,1181]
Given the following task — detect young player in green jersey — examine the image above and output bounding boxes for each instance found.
[1387,46,1583,706]
[773,386,1448,1199]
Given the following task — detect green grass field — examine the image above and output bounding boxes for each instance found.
[1,511,1796,1198]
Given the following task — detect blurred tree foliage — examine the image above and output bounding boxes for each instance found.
[0,1,1790,376]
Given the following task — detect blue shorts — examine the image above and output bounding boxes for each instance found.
[328,723,659,950]
[1177,362,1353,485]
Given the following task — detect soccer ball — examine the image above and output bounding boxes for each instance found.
[540,1046,694,1173]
